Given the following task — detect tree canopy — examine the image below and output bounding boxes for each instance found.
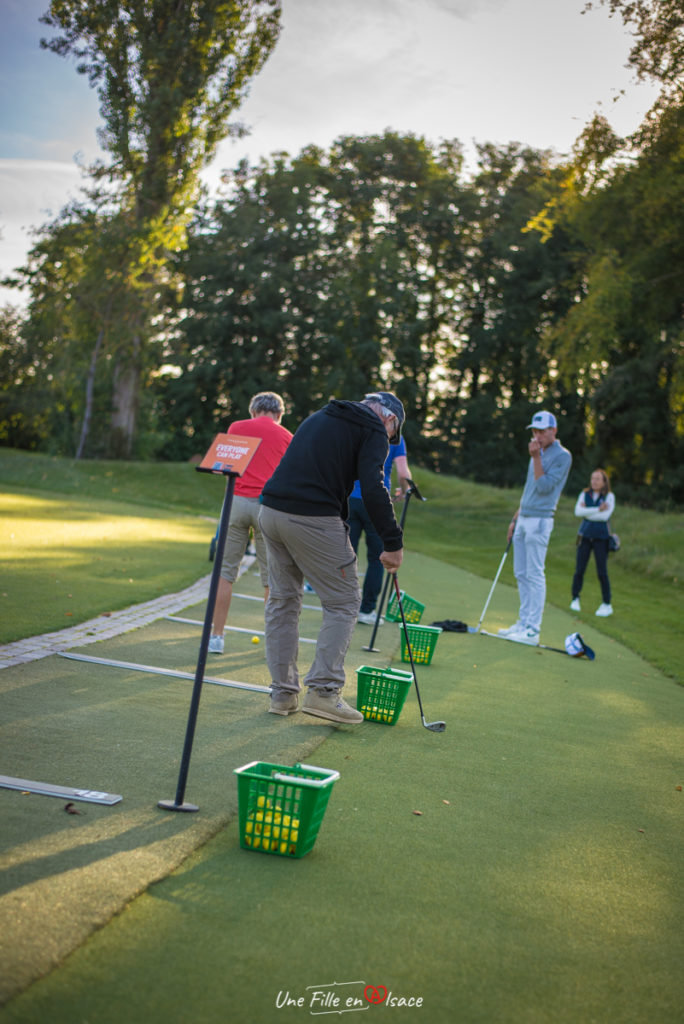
[35,0,282,455]
[1,0,683,508]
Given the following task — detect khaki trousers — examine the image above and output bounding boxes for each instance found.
[258,506,361,695]
[219,493,269,586]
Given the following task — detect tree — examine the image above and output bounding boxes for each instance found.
[6,183,164,458]
[584,0,684,100]
[512,1,684,504]
[434,143,581,486]
[543,102,684,503]
[40,0,281,455]
[0,306,48,451]
[158,132,470,460]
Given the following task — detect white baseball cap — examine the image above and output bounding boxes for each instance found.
[564,632,596,660]
[526,410,557,430]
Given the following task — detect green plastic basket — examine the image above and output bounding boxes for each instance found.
[356,665,414,725]
[234,761,340,858]
[385,590,425,624]
[398,623,443,665]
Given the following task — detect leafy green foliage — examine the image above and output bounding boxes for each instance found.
[3,0,684,505]
[31,0,282,456]
[1,448,681,682]
[527,101,684,503]
[585,0,684,97]
[158,132,471,460]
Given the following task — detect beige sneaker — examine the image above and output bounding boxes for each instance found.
[268,692,299,716]
[302,690,364,724]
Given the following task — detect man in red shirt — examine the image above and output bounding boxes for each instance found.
[209,392,292,653]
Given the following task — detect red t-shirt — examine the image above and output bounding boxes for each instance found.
[228,416,293,497]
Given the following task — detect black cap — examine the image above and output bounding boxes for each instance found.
[365,391,405,444]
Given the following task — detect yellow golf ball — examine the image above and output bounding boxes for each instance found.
[251,635,260,644]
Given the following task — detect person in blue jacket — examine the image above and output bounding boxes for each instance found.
[570,468,615,617]
[348,439,411,625]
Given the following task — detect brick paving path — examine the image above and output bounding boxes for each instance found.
[0,574,214,670]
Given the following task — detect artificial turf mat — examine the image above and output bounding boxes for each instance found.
[1,553,682,1022]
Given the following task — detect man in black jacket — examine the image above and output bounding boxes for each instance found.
[259,392,405,722]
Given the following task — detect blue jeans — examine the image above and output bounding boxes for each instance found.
[347,497,384,614]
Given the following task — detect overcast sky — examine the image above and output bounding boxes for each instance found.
[0,0,658,305]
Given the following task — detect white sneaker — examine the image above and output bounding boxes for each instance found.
[509,627,540,645]
[595,603,613,617]
[498,621,523,637]
[357,611,383,626]
[208,634,224,653]
[570,598,581,612]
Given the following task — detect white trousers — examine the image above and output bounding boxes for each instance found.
[513,515,553,632]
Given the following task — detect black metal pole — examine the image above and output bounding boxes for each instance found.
[362,478,426,654]
[158,472,238,812]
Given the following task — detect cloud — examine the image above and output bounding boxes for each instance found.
[0,159,85,304]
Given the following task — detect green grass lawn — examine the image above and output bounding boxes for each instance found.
[1,550,682,1022]
[1,447,682,683]
[1,448,682,1021]
[0,450,224,643]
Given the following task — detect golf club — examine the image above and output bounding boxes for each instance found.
[473,534,513,633]
[479,630,596,660]
[363,478,426,653]
[392,574,446,732]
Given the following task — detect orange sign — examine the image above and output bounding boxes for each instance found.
[197,433,262,476]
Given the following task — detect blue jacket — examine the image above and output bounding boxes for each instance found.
[349,437,407,499]
[519,439,572,517]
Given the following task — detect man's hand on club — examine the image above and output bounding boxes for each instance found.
[380,548,403,573]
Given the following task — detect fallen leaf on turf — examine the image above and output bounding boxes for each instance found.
[637,828,645,833]
[676,785,682,791]
[412,810,423,816]
[64,802,81,815]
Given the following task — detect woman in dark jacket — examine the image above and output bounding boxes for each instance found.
[570,468,615,617]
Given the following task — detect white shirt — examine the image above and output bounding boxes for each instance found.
[574,490,615,521]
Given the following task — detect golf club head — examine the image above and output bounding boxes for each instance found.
[423,718,446,732]
[406,477,426,502]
